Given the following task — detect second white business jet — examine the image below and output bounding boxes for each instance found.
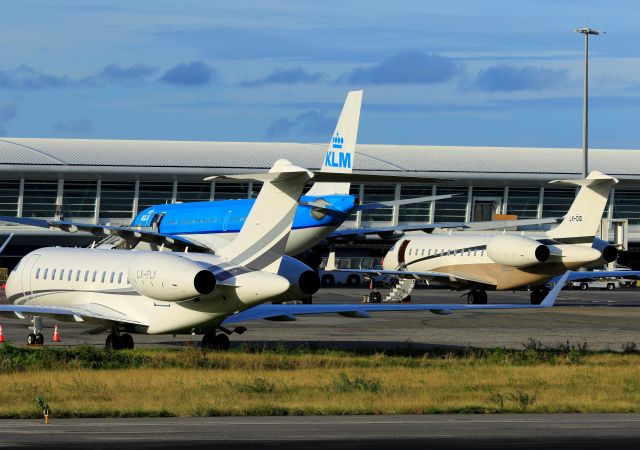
[334,171,637,304]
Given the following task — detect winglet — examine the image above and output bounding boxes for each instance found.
[541,271,570,307]
[325,247,337,271]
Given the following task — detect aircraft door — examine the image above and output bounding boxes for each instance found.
[222,210,232,232]
[20,253,40,298]
[397,240,410,265]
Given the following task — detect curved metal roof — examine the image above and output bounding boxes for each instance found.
[1,137,640,183]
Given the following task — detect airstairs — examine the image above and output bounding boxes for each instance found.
[383,277,416,302]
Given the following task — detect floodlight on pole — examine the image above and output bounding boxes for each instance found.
[575,27,604,178]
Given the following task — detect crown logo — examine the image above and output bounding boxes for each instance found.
[331,132,344,149]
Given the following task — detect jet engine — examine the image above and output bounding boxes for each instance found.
[128,252,216,302]
[277,255,321,300]
[591,237,618,264]
[486,234,550,268]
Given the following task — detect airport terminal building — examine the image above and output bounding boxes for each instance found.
[1,137,640,268]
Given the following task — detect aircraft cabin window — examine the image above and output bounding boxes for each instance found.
[428,249,431,256]
[35,268,40,279]
[92,271,97,282]
[118,272,123,284]
[43,268,48,280]
[110,272,115,283]
[421,249,425,256]
[76,270,81,282]
[67,270,72,282]
[101,271,106,283]
[408,249,412,256]
[84,271,89,282]
[59,269,64,280]
[51,269,56,279]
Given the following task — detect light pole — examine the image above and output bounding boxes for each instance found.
[576,27,604,178]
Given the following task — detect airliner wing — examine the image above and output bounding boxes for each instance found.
[0,216,209,252]
[330,217,560,239]
[0,303,148,325]
[223,272,567,324]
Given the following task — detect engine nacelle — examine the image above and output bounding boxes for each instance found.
[277,255,320,300]
[486,234,550,268]
[128,252,216,302]
[591,237,618,264]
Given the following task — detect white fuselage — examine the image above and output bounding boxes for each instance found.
[5,247,293,334]
[383,234,602,290]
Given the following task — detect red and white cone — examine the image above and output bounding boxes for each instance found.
[0,324,5,343]
[52,324,61,343]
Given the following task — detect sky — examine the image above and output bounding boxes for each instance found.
[1,0,639,148]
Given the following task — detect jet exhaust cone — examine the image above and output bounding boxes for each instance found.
[298,270,320,295]
[194,270,216,295]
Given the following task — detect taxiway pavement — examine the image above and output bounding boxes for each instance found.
[1,287,639,351]
[1,414,639,449]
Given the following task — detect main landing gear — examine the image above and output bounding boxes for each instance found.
[201,326,247,351]
[466,288,488,305]
[105,326,134,350]
[530,287,549,305]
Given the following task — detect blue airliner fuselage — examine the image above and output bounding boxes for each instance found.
[130,194,358,255]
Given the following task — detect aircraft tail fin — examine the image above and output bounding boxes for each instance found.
[546,170,618,244]
[214,159,313,273]
[306,90,362,196]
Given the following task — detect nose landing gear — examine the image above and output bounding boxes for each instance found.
[27,316,45,346]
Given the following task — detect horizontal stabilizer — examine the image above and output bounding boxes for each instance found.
[206,172,447,184]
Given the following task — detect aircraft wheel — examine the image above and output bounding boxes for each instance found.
[27,333,37,345]
[201,332,217,350]
[530,289,548,305]
[35,333,44,345]
[105,333,123,351]
[468,290,487,305]
[120,333,134,350]
[215,333,230,351]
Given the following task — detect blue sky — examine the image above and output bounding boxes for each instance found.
[1,0,639,148]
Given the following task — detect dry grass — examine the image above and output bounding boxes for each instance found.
[1,345,640,417]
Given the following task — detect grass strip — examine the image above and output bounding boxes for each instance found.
[1,342,639,417]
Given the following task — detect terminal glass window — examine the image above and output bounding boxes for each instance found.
[433,187,469,223]
[177,182,212,203]
[542,188,575,218]
[361,184,395,223]
[214,182,250,200]
[506,188,540,219]
[0,180,20,216]
[22,180,58,218]
[138,182,173,213]
[62,181,97,218]
[613,189,640,225]
[399,185,433,223]
[99,182,135,221]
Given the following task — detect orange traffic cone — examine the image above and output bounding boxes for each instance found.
[0,324,4,343]
[52,324,60,343]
